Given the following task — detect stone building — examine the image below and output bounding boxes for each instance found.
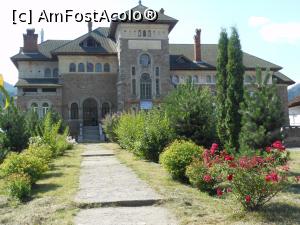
[11,3,295,141]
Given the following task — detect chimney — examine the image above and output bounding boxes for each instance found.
[159,8,165,14]
[88,22,92,32]
[194,28,201,62]
[40,28,44,43]
[23,29,38,53]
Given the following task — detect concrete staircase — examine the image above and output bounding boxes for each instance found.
[82,126,100,143]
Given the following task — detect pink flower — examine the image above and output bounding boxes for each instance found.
[272,140,285,151]
[226,187,232,193]
[203,175,212,183]
[282,165,289,171]
[227,174,233,181]
[210,143,218,155]
[224,155,234,161]
[295,176,300,183]
[245,195,251,203]
[216,188,223,197]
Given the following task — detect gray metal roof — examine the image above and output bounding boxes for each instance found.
[108,4,178,38]
[169,44,282,70]
[53,27,117,55]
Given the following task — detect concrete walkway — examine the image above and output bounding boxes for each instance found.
[74,144,177,225]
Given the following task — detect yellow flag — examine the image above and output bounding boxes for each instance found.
[0,74,3,87]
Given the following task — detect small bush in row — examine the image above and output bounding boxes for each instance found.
[5,173,31,201]
[160,140,203,182]
[0,152,48,184]
[116,109,175,162]
[102,113,120,142]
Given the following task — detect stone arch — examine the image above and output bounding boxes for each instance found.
[82,97,98,126]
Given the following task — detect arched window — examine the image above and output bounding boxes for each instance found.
[42,102,49,117]
[140,73,152,100]
[140,54,151,67]
[138,30,142,37]
[104,63,110,72]
[171,75,179,84]
[245,75,252,83]
[148,30,151,37]
[143,30,147,37]
[155,67,159,76]
[70,103,79,120]
[132,79,136,95]
[44,68,51,77]
[206,75,212,84]
[31,102,38,113]
[101,102,110,118]
[95,63,102,72]
[132,66,136,76]
[87,63,94,72]
[78,63,85,72]
[53,68,59,77]
[69,63,76,72]
[192,75,199,84]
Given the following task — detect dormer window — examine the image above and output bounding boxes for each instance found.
[80,37,101,48]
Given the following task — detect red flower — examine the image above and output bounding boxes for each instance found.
[245,195,251,203]
[228,162,237,168]
[203,174,212,183]
[266,146,272,153]
[216,188,223,197]
[272,140,285,151]
[227,174,233,181]
[265,172,279,182]
[210,143,218,155]
[226,187,232,193]
[224,155,234,161]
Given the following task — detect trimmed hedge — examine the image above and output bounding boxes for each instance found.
[160,140,204,182]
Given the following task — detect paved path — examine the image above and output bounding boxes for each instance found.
[74,144,177,225]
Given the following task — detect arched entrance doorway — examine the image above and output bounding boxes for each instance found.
[83,98,98,126]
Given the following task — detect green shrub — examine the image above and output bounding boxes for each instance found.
[162,83,216,148]
[5,173,31,201]
[55,134,73,156]
[24,140,53,165]
[0,105,29,152]
[116,113,141,150]
[0,152,48,184]
[116,110,175,162]
[160,140,203,182]
[102,113,120,142]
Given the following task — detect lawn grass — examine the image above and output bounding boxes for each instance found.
[104,143,300,225]
[0,144,84,225]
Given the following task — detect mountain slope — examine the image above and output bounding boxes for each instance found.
[288,83,300,101]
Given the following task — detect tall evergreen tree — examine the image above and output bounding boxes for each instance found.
[224,27,245,151]
[216,29,228,146]
[239,68,284,152]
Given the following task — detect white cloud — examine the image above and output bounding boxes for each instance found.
[248,16,270,27]
[249,16,300,44]
[260,22,300,44]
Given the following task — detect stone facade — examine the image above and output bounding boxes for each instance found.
[11,3,294,139]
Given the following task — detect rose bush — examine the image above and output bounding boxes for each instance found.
[222,140,294,211]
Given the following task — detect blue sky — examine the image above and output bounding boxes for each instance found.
[1,0,299,85]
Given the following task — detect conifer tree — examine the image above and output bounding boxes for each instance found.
[224,27,244,151]
[239,68,284,152]
[216,29,228,146]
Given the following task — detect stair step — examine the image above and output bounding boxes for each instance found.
[83,130,100,135]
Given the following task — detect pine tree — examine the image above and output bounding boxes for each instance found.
[224,27,245,151]
[216,29,228,146]
[239,68,284,152]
